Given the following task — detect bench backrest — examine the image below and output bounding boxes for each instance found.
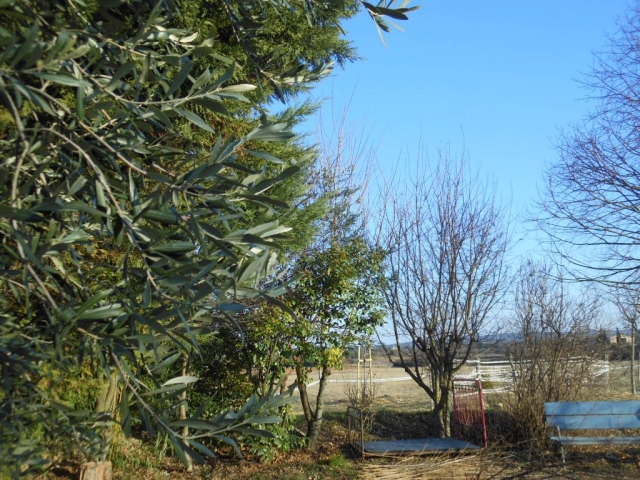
[545,401,640,430]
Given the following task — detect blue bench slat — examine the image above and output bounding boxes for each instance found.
[546,401,640,453]
[545,401,640,416]
[547,414,640,430]
[550,436,640,446]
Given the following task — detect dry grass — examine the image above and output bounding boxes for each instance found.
[300,361,640,479]
[359,452,522,480]
[358,446,640,480]
[290,364,442,415]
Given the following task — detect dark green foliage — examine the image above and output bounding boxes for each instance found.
[290,239,387,341]
[236,415,303,463]
[191,329,255,413]
[0,0,299,473]
[176,0,360,102]
[0,0,418,473]
[190,328,303,463]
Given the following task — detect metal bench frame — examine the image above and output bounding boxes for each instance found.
[545,400,640,466]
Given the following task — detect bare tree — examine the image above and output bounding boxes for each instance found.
[537,4,640,285]
[614,287,640,394]
[376,151,509,437]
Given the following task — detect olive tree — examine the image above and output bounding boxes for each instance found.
[0,0,419,475]
[0,0,306,474]
[376,152,509,437]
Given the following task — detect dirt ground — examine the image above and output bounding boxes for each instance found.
[95,411,640,480]
[77,409,638,480]
[42,362,640,479]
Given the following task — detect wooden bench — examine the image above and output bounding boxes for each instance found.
[545,400,640,465]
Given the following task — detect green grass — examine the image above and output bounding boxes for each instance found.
[325,454,350,469]
[244,455,358,480]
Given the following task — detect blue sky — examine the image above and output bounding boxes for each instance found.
[304,0,632,263]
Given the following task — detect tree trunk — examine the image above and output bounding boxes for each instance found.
[295,364,332,450]
[431,394,451,438]
[295,364,313,427]
[307,366,331,450]
[79,461,112,480]
[429,371,452,438]
[306,420,322,451]
[441,389,451,437]
[180,359,193,472]
[94,369,119,461]
[632,323,637,395]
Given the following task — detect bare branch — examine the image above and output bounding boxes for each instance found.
[374,148,509,437]
[537,6,640,286]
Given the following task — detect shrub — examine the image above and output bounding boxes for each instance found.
[498,260,607,453]
[344,367,378,437]
[237,406,303,463]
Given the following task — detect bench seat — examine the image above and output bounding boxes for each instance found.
[545,400,640,467]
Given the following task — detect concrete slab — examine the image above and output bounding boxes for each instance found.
[361,437,480,456]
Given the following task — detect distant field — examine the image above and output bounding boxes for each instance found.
[289,360,637,416]
[290,363,437,414]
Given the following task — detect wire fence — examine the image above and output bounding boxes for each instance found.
[305,357,612,393]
